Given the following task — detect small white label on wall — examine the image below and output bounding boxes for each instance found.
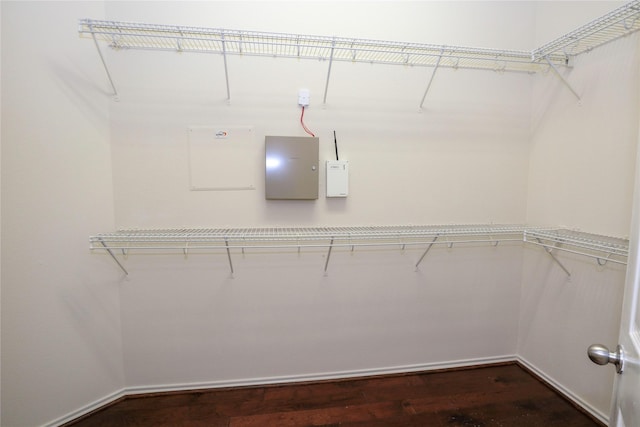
[188,126,257,191]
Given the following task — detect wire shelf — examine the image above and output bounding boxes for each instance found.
[90,224,628,277]
[532,0,640,62]
[79,1,640,74]
[90,224,527,250]
[524,228,629,265]
[78,1,640,103]
[78,19,553,73]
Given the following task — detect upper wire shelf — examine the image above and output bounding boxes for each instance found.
[79,0,640,75]
[78,1,640,104]
[78,19,554,73]
[532,0,640,62]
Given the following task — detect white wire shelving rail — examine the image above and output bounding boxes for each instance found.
[90,225,628,277]
[532,0,640,62]
[524,228,629,276]
[78,0,640,105]
[78,19,552,72]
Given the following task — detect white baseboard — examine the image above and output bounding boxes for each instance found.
[124,355,517,396]
[47,355,607,427]
[43,388,126,427]
[516,356,608,425]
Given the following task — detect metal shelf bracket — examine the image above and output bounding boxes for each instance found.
[87,22,119,100]
[97,238,128,275]
[324,237,334,275]
[536,237,571,277]
[322,40,336,105]
[221,34,231,101]
[225,238,234,277]
[415,235,439,270]
[419,50,443,110]
[545,56,581,101]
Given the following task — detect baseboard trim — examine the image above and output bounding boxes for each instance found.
[516,356,608,426]
[44,388,126,427]
[123,355,517,397]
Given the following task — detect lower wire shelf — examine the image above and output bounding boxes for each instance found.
[90,224,628,276]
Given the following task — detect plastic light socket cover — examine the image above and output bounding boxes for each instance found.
[298,89,310,107]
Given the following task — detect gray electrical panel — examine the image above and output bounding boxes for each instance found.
[265,136,319,200]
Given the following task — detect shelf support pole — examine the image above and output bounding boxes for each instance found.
[89,24,119,99]
[545,56,580,101]
[419,51,443,109]
[415,235,439,269]
[322,40,336,105]
[536,238,571,277]
[324,238,334,274]
[97,238,128,275]
[225,239,234,275]
[221,34,231,101]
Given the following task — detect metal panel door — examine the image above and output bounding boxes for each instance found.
[265,136,319,200]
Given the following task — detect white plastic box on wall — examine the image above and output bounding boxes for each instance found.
[326,160,349,197]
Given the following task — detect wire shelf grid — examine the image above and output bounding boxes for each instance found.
[532,0,640,62]
[79,0,640,74]
[90,224,528,249]
[90,225,628,276]
[79,19,557,73]
[524,228,629,260]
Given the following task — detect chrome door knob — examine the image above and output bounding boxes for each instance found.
[588,344,624,374]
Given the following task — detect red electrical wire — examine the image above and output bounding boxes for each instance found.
[300,106,315,137]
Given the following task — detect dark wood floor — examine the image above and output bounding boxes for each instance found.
[66,363,603,427]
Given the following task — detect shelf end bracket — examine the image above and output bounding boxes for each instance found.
[545,56,580,101]
[415,235,439,270]
[225,239,234,276]
[88,24,119,99]
[221,34,231,102]
[536,238,571,277]
[97,238,128,275]
[324,237,335,275]
[419,51,444,110]
[322,40,336,105]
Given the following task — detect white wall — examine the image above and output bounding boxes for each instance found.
[120,244,524,389]
[105,1,534,229]
[0,2,125,426]
[101,0,531,394]
[527,35,638,237]
[519,1,639,420]
[1,1,637,426]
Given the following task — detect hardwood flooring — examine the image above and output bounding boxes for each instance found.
[65,363,603,427]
